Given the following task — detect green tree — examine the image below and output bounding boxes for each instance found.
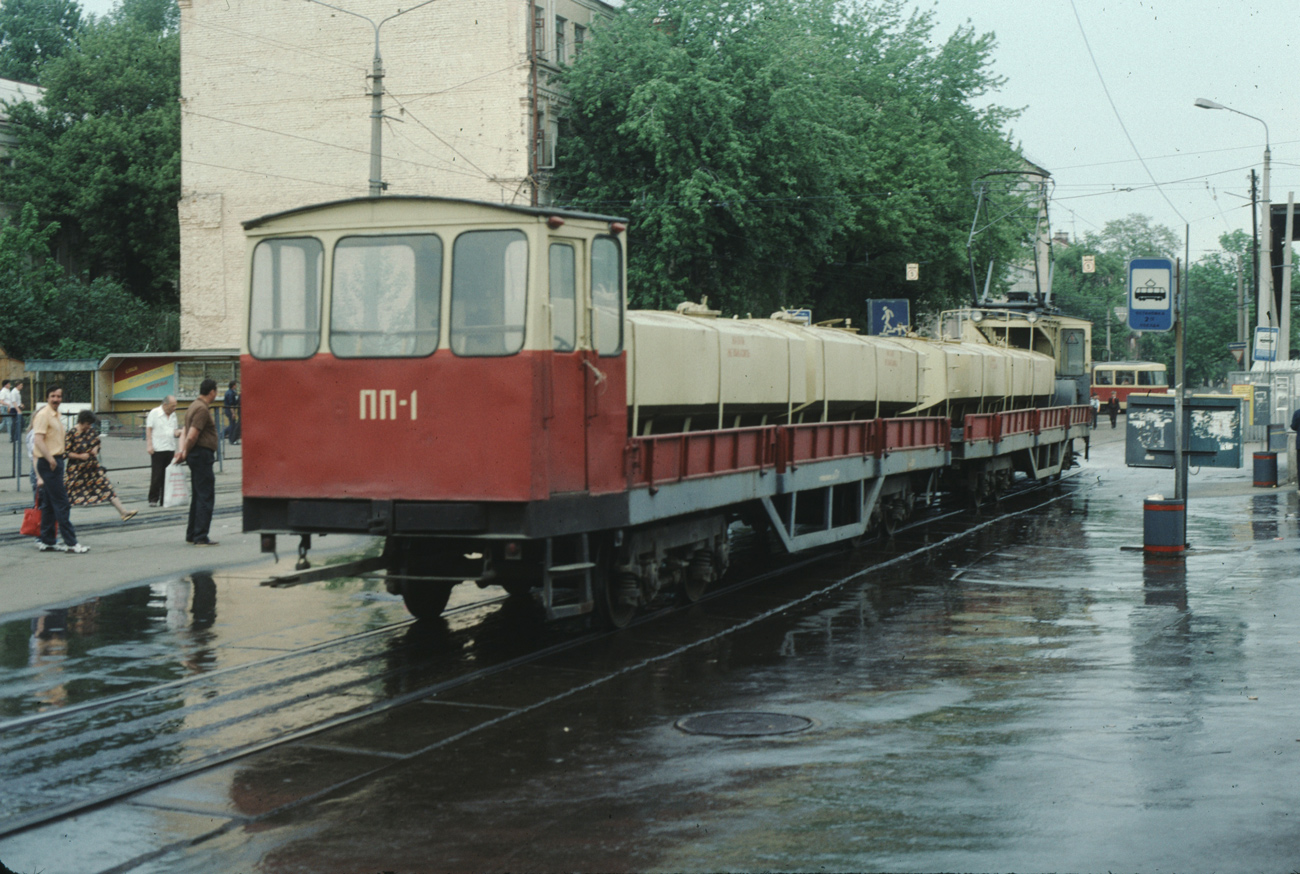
[552,0,1023,323]
[1051,245,1128,364]
[0,203,171,360]
[0,0,178,304]
[0,0,82,83]
[1087,213,1180,260]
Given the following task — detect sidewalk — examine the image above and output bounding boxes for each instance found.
[0,451,374,621]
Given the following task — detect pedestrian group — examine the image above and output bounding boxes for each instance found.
[16,378,241,553]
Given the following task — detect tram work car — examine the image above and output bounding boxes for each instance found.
[240,196,1093,627]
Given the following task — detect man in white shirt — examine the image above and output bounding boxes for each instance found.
[6,380,22,442]
[0,380,11,435]
[145,395,181,506]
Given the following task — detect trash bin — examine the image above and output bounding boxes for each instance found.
[1143,497,1186,554]
[1253,451,1278,488]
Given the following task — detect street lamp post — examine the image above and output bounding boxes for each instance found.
[305,0,438,197]
[1195,98,1275,356]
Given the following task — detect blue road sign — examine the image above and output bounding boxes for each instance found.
[1127,258,1174,332]
[868,299,909,336]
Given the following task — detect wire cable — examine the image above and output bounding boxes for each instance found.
[1068,0,1187,225]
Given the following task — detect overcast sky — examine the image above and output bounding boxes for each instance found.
[924,0,1296,260]
[83,0,1290,261]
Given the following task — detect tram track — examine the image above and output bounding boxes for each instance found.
[0,471,1087,841]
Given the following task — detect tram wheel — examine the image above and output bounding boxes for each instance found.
[593,545,638,630]
[680,549,712,604]
[401,582,453,621]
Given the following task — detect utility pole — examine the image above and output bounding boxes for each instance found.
[1251,169,1260,332]
[1237,256,1246,344]
[305,0,438,197]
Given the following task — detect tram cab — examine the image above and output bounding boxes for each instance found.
[241,197,631,536]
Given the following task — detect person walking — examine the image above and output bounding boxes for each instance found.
[223,380,240,444]
[65,410,137,520]
[0,379,11,436]
[4,379,22,441]
[1106,392,1120,429]
[30,385,88,553]
[175,379,220,546]
[145,395,181,506]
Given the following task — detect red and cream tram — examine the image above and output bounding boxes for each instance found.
[241,197,1093,626]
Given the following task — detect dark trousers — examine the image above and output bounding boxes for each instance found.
[37,456,77,546]
[186,447,216,542]
[149,450,174,504]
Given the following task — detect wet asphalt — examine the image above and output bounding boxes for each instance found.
[2,426,1300,873]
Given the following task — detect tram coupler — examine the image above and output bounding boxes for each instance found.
[296,534,312,571]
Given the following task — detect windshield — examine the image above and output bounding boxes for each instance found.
[330,234,442,358]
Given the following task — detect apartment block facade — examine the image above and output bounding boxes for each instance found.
[178,0,611,349]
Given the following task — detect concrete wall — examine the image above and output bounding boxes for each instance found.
[179,0,609,350]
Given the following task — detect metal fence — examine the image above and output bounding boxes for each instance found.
[2,408,242,491]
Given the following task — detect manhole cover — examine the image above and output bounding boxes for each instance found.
[675,711,814,737]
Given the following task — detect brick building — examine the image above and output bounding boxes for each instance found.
[179,0,613,349]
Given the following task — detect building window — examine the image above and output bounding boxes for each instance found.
[177,361,238,400]
[555,16,567,64]
[573,24,585,58]
[533,5,545,59]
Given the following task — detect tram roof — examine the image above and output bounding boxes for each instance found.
[242,196,629,231]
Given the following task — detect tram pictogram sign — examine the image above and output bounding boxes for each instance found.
[1127,258,1174,332]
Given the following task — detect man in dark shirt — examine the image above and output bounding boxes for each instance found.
[223,380,240,444]
[175,379,220,545]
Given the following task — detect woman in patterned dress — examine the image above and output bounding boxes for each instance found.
[65,411,137,521]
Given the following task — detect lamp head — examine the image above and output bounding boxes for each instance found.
[1194,97,1225,110]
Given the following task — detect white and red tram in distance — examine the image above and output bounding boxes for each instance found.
[241,196,1094,627]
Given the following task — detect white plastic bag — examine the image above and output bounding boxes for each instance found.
[163,463,188,508]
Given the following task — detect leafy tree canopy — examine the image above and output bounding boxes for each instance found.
[0,0,178,304]
[552,0,1025,323]
[0,0,82,84]
[0,204,176,360]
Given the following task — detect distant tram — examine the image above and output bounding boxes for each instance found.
[1091,361,1168,410]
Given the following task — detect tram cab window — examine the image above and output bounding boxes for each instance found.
[451,230,528,357]
[591,236,623,356]
[248,237,323,359]
[1095,370,1113,386]
[1138,370,1166,386]
[330,234,441,358]
[549,243,576,352]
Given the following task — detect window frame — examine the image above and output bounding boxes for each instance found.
[590,234,624,357]
[247,236,325,361]
[449,228,530,358]
[328,233,444,360]
[548,241,578,352]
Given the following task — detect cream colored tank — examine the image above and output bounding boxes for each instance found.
[624,311,1057,433]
